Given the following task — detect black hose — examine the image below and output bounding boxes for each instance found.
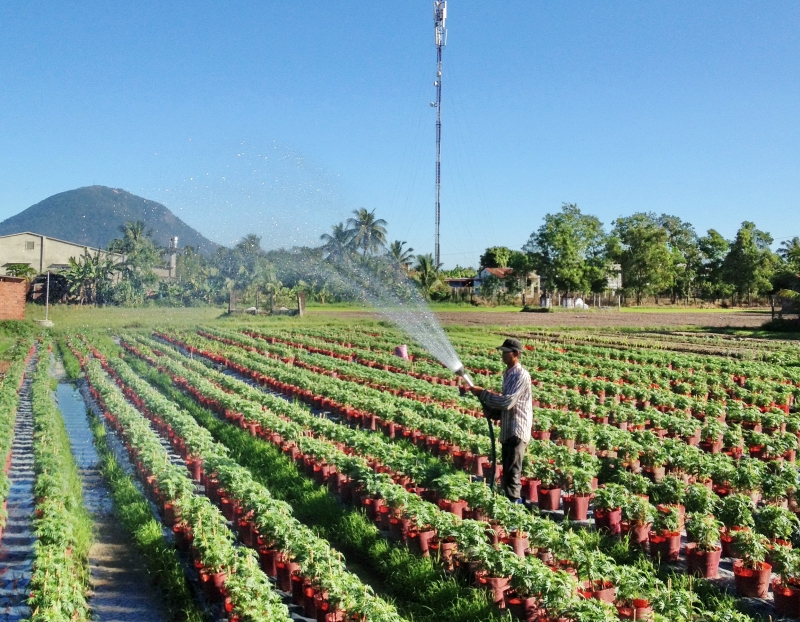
[486,415,497,493]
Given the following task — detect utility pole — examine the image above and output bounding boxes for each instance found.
[432,0,447,267]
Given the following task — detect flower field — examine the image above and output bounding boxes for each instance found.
[3,321,800,621]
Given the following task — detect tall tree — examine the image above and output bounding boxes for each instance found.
[778,237,800,274]
[479,246,512,269]
[387,240,415,267]
[722,221,778,303]
[657,214,701,302]
[611,212,673,304]
[413,254,442,300]
[523,203,608,295]
[107,219,160,290]
[346,208,388,256]
[697,229,731,301]
[320,222,353,262]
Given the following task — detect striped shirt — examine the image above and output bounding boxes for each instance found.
[479,363,533,443]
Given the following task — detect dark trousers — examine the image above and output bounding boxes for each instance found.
[501,436,527,501]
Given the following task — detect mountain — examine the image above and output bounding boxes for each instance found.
[0,185,220,255]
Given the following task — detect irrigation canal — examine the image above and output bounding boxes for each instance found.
[55,368,170,622]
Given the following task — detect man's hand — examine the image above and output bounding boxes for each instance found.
[469,385,484,396]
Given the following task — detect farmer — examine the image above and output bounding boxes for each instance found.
[468,337,532,503]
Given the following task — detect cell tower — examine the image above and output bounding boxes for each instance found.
[433,0,447,266]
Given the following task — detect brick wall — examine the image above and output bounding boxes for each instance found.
[0,278,27,320]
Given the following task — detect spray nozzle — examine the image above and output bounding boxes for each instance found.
[454,365,474,389]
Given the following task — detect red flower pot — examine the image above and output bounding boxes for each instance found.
[505,593,539,621]
[537,487,561,511]
[520,478,540,503]
[686,544,721,578]
[773,579,800,618]
[503,532,530,558]
[594,507,622,535]
[563,494,592,521]
[621,521,651,548]
[733,560,771,598]
[579,580,616,603]
[480,575,511,605]
[649,532,681,562]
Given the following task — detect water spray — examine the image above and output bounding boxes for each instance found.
[453,365,474,388]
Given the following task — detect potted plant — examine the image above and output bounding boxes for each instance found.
[754,504,799,546]
[685,513,722,578]
[592,484,627,535]
[651,475,685,529]
[731,529,771,598]
[563,468,594,521]
[535,466,563,512]
[718,493,755,558]
[683,483,718,516]
[699,419,724,454]
[576,550,616,603]
[728,458,763,504]
[648,506,681,562]
[477,544,520,606]
[614,566,655,620]
[621,495,655,548]
[722,424,744,458]
[770,545,800,618]
[639,444,667,482]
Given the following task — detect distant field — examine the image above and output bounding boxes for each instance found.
[20,302,777,333]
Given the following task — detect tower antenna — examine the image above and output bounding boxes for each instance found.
[432,0,447,266]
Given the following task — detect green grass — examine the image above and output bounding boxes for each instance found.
[26,304,224,330]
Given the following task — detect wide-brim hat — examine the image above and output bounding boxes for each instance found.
[498,338,523,353]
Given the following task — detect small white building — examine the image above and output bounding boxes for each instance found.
[0,232,124,275]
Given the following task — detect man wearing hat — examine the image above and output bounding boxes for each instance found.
[469,338,532,503]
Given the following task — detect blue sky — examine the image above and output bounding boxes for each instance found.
[1,1,798,268]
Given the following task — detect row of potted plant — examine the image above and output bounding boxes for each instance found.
[242,325,800,408]
[26,343,93,622]
[83,343,410,622]
[77,353,294,622]
[127,333,766,621]
[161,331,799,511]
[194,327,800,475]
[117,339,692,622]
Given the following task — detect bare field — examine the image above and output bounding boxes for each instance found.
[312,309,772,330]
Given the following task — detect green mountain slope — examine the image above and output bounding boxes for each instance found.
[0,186,220,255]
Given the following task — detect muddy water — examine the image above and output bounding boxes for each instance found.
[56,382,170,622]
[0,355,36,622]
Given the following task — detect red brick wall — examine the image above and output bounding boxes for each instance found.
[0,280,27,320]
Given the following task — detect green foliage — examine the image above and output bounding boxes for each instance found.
[610,212,673,304]
[721,220,778,302]
[479,246,512,269]
[523,203,608,294]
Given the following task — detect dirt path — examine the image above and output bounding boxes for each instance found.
[54,375,171,622]
[0,353,36,622]
[312,309,771,330]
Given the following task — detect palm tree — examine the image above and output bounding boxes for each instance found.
[779,237,800,272]
[346,208,388,256]
[413,253,442,300]
[388,240,415,268]
[320,222,353,261]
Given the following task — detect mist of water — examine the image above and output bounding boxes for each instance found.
[276,252,464,373]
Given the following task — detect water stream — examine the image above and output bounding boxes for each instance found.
[55,380,171,622]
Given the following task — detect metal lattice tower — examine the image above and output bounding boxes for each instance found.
[433,0,447,266]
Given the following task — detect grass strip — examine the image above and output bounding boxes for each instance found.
[132,358,504,622]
